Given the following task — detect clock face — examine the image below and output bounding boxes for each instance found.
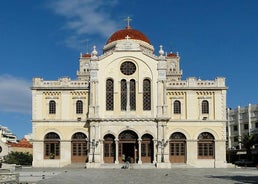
[120,61,136,75]
[84,64,89,69]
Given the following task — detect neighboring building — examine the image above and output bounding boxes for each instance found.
[7,138,33,154]
[31,21,227,168]
[0,125,17,144]
[227,104,258,150]
[0,125,18,159]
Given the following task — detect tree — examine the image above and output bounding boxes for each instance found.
[241,134,255,160]
[4,151,32,166]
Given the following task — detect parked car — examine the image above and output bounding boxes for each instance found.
[234,159,255,167]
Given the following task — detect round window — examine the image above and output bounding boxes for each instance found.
[120,61,136,75]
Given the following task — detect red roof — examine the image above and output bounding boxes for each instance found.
[7,138,32,148]
[106,26,151,45]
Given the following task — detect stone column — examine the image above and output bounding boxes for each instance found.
[99,139,103,163]
[89,81,95,117]
[163,80,168,115]
[138,139,142,164]
[95,81,99,116]
[115,139,119,164]
[157,80,163,116]
[153,139,157,164]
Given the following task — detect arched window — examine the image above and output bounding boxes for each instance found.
[143,79,151,110]
[44,132,60,159]
[106,79,114,111]
[76,100,83,114]
[141,134,154,163]
[71,132,87,160]
[121,79,127,111]
[49,100,56,114]
[198,132,214,159]
[202,100,209,114]
[174,100,181,114]
[103,134,115,163]
[130,79,136,110]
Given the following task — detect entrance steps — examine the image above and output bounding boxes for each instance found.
[170,163,189,168]
[66,163,191,169]
[100,163,156,169]
[65,163,87,168]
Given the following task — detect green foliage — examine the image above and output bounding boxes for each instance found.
[241,134,255,160]
[3,151,32,166]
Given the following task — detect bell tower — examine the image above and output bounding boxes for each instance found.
[166,52,182,81]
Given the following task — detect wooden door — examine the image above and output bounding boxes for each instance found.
[141,141,153,163]
[71,141,87,163]
[169,141,186,163]
[103,141,115,163]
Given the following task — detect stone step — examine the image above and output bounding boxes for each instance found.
[100,163,156,169]
[65,163,86,168]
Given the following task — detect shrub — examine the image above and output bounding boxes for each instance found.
[4,151,32,165]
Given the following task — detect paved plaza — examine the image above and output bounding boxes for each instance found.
[17,166,258,184]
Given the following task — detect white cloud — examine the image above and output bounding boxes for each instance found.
[48,0,120,49]
[0,75,31,114]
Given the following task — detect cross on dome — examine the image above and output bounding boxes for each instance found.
[125,16,132,29]
[125,35,130,40]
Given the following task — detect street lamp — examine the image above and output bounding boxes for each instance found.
[91,139,99,162]
[158,138,168,162]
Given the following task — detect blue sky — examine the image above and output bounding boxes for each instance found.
[0,0,257,139]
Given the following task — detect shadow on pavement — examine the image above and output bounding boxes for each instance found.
[207,175,258,184]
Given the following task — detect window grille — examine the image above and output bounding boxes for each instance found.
[143,79,151,110]
[174,100,181,114]
[121,79,127,111]
[76,100,83,114]
[49,100,56,114]
[201,100,209,114]
[106,79,114,110]
[130,79,136,110]
[198,132,214,159]
[120,61,136,75]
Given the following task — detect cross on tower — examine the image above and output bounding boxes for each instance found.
[125,16,132,28]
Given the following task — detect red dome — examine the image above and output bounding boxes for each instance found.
[167,52,177,57]
[106,26,151,45]
[82,53,91,58]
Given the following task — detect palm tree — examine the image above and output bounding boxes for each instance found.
[241,134,255,160]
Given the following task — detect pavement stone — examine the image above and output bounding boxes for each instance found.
[17,166,258,184]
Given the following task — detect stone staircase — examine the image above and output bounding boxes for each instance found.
[66,162,192,169]
[65,163,87,169]
[100,163,156,169]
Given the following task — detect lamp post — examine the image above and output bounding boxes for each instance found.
[91,139,99,162]
[158,138,168,162]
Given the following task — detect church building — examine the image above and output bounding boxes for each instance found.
[31,20,227,168]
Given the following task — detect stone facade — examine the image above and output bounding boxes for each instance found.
[32,24,227,168]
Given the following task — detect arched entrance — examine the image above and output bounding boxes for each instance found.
[169,132,186,163]
[141,134,154,163]
[118,130,138,163]
[71,132,87,163]
[103,134,115,163]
